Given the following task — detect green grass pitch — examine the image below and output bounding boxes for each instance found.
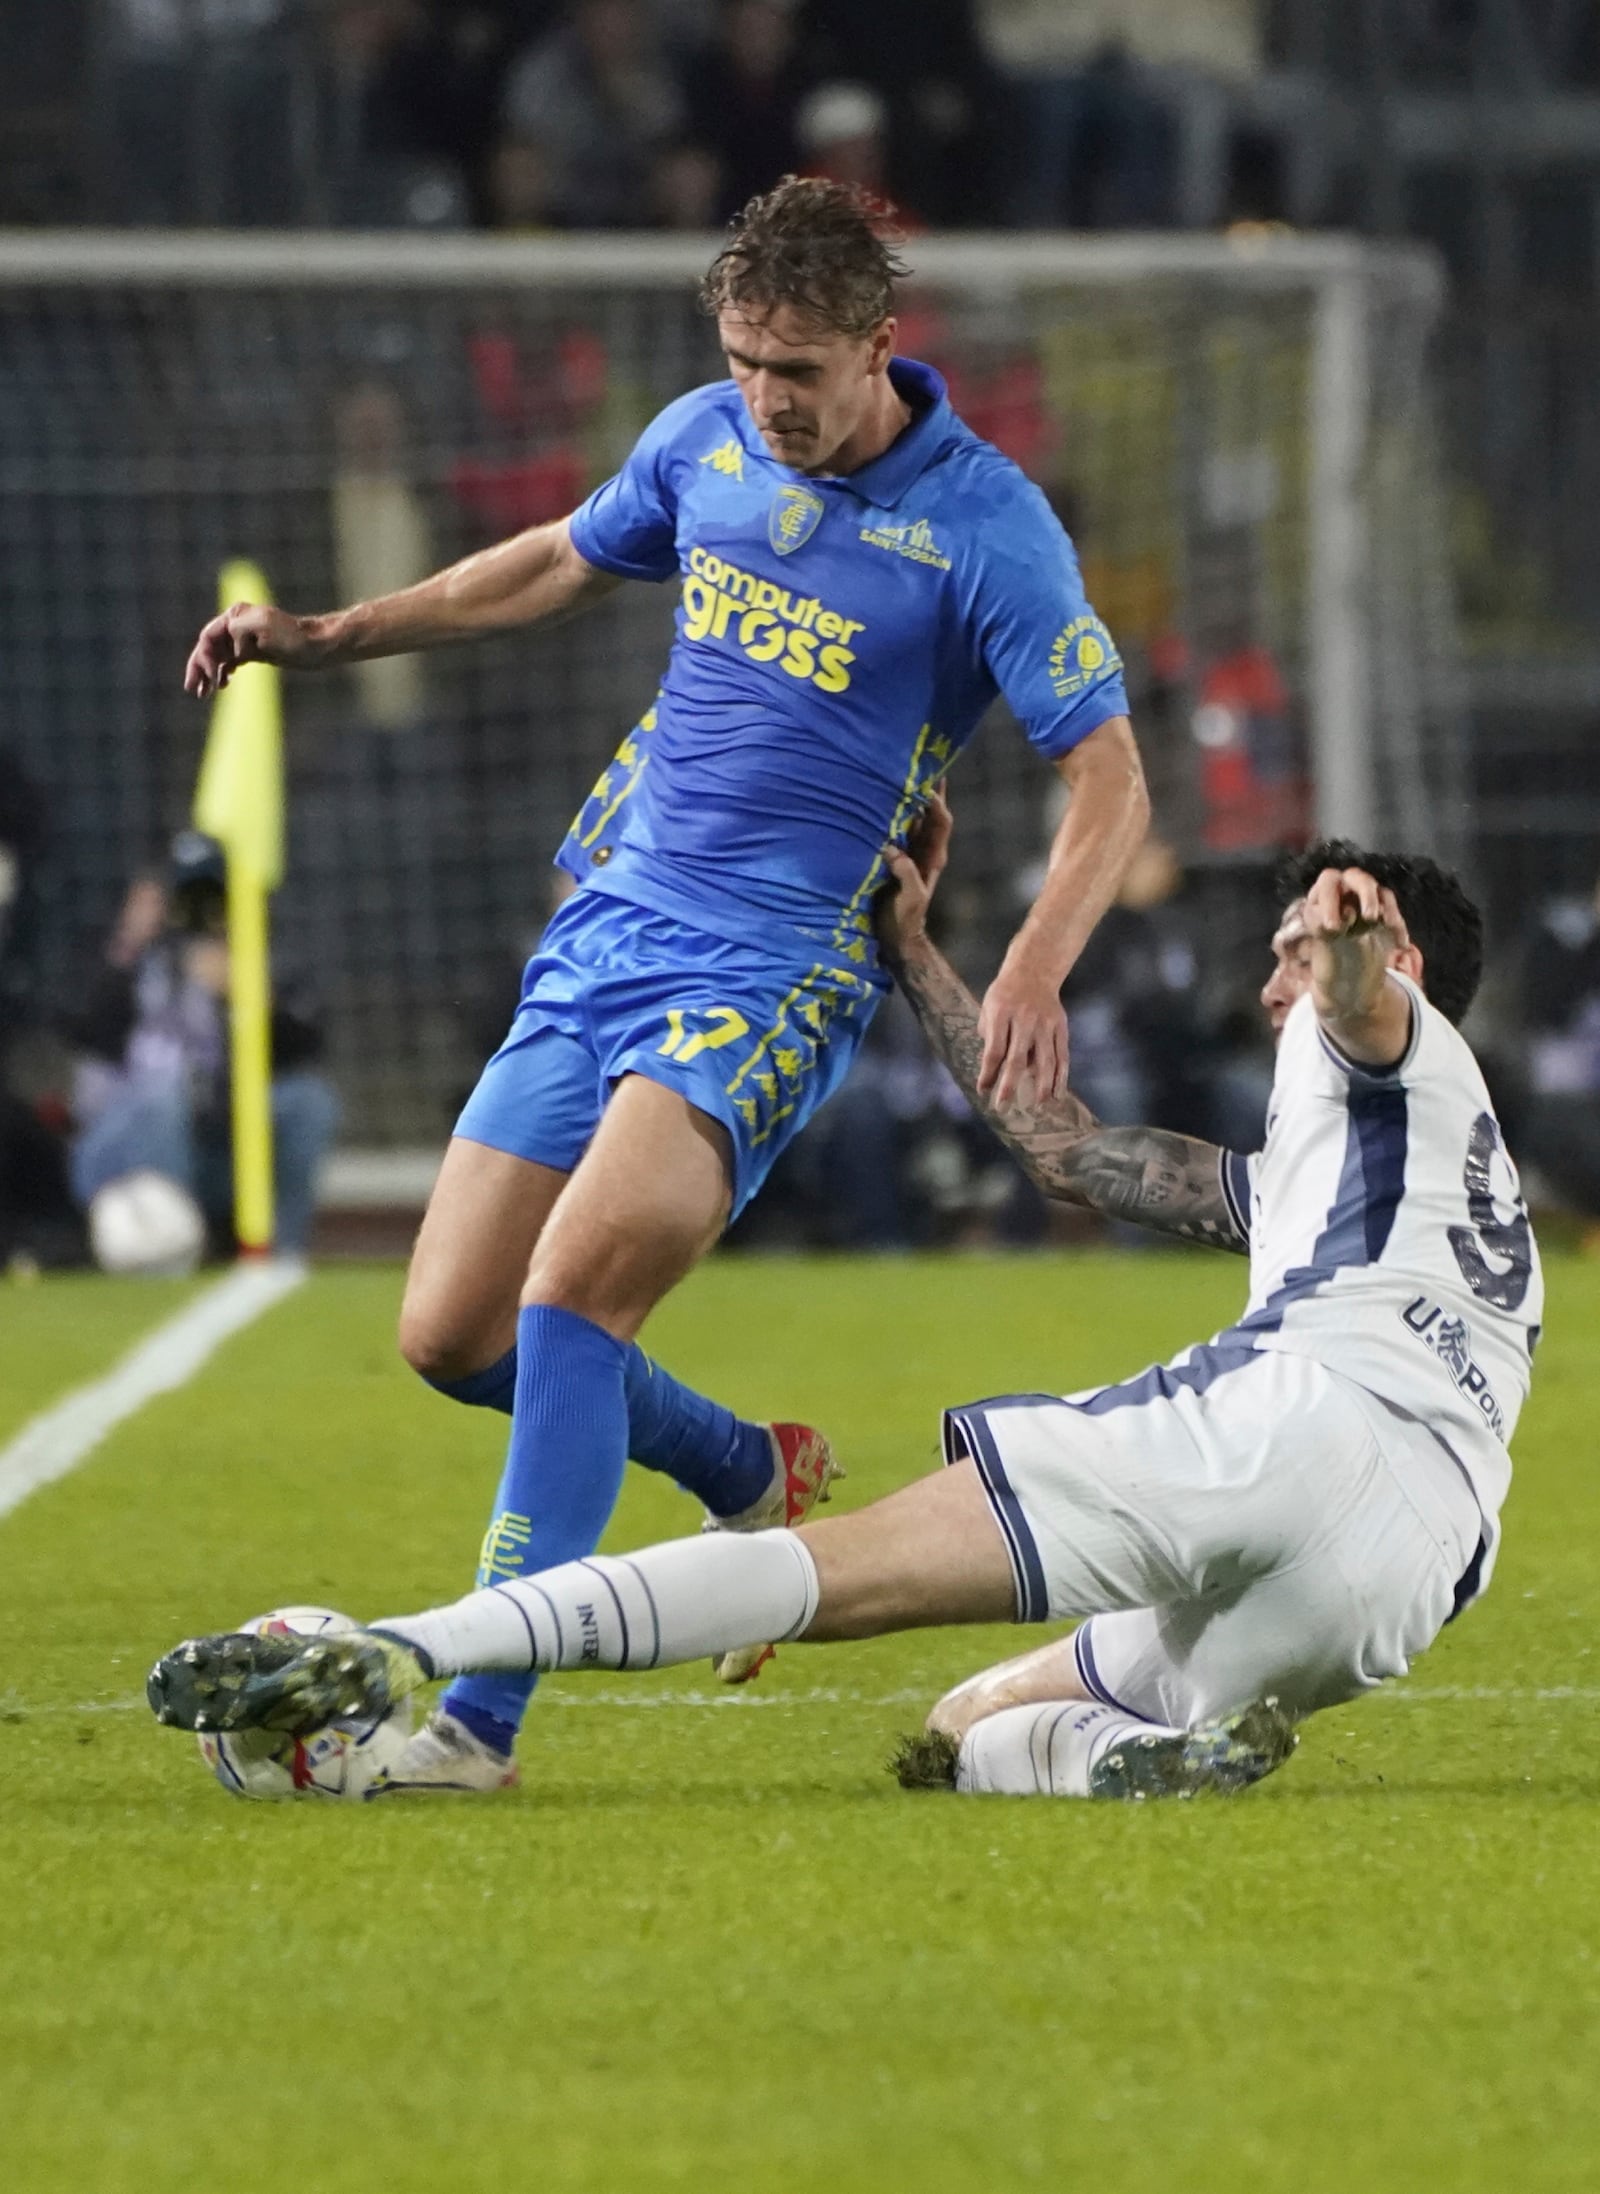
[3,1251,1599,2193]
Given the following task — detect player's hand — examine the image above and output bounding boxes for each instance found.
[977,961,1070,1109]
[875,783,952,957]
[183,602,318,698]
[1303,867,1411,952]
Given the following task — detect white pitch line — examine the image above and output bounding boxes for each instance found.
[10,1685,939,1719]
[14,1682,1600,1722]
[0,1258,307,1524]
[1380,1684,1600,1704]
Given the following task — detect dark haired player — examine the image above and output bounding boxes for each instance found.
[151,827,1543,1802]
[181,180,1148,1788]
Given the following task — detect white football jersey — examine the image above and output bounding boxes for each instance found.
[1217,971,1542,1528]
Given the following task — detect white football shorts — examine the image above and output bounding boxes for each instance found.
[943,1344,1490,1728]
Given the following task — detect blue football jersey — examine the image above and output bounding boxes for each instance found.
[562,357,1129,970]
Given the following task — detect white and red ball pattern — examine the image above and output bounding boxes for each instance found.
[195,1606,415,1801]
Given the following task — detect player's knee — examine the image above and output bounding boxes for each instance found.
[396,1304,487,1387]
[520,1234,651,1336]
[924,1678,986,1744]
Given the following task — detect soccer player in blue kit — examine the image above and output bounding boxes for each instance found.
[182,179,1148,1791]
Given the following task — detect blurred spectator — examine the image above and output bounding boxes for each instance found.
[680,0,812,222]
[981,1,1267,228]
[343,4,534,225]
[1190,634,1307,856]
[448,323,601,535]
[980,7,1171,228]
[649,141,723,228]
[796,82,912,219]
[1510,875,1600,1227]
[486,136,559,229]
[65,833,339,1262]
[99,0,301,225]
[800,0,999,225]
[317,0,472,227]
[500,0,684,228]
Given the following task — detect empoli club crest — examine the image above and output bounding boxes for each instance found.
[769,482,825,556]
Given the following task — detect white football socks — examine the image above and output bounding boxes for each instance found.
[375,1527,821,1678]
[958,1700,1176,1797]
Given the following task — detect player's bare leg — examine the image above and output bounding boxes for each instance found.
[400,1118,825,1511]
[793,1463,1016,1635]
[518,1071,734,1338]
[399,1136,567,1385]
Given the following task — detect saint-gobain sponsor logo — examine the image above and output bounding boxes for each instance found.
[858,515,952,570]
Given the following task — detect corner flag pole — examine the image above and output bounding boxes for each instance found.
[193,561,285,1257]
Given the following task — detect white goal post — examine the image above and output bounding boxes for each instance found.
[0,228,1455,1148]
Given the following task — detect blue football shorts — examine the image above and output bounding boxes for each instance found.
[454,886,886,1217]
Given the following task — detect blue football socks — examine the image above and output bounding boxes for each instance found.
[621,1345,774,1517]
[423,1339,772,1517]
[421,1347,517,1415]
[443,1304,629,1745]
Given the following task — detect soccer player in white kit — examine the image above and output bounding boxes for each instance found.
[893,819,1544,1795]
[149,814,1544,1803]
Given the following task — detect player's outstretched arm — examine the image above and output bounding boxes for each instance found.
[1304,866,1416,1068]
[183,517,620,697]
[976,717,1150,1109]
[877,814,1244,1252]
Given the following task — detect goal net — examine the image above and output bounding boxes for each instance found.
[0,232,1454,1149]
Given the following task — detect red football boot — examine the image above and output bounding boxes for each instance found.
[706,1422,842,1684]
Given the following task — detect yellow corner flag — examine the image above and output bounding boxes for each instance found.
[194,561,284,1255]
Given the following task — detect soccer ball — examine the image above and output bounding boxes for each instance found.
[195,1605,415,1802]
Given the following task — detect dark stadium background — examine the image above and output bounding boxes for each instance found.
[4,0,1599,1253]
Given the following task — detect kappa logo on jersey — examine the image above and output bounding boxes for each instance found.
[1048,614,1121,700]
[859,514,953,571]
[769,482,825,556]
[682,547,863,693]
[1400,1296,1507,1440]
[701,437,745,480]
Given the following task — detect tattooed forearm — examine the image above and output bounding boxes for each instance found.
[1037,1123,1247,1251]
[891,935,1094,1135]
[890,936,1247,1253]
